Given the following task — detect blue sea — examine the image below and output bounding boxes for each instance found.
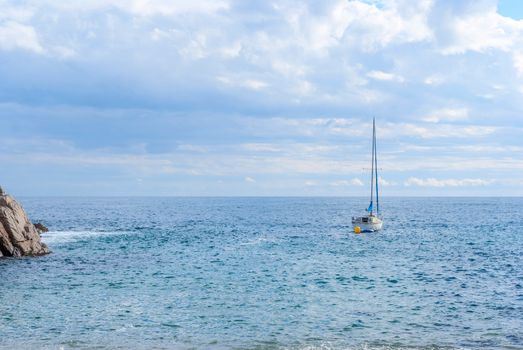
[1,197,522,350]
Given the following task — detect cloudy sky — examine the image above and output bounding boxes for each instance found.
[1,0,522,196]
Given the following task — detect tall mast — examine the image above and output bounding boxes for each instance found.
[374,118,379,216]
[369,118,375,215]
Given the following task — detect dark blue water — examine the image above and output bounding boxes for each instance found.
[1,197,522,350]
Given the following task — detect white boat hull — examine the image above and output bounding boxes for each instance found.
[352,216,383,232]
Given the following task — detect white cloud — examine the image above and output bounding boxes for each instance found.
[336,0,433,51]
[220,41,242,58]
[150,28,170,41]
[424,75,445,86]
[330,178,364,186]
[177,144,208,153]
[292,80,315,96]
[242,79,268,90]
[421,108,469,123]
[125,0,229,16]
[245,117,498,140]
[454,145,523,153]
[1,1,523,195]
[177,31,208,60]
[5,0,522,107]
[404,177,494,187]
[241,143,282,153]
[367,70,405,83]
[0,1,34,22]
[216,77,269,90]
[244,176,256,183]
[380,123,497,139]
[0,21,43,53]
[378,177,395,186]
[29,0,229,17]
[438,8,523,55]
[51,45,76,58]
[513,51,523,77]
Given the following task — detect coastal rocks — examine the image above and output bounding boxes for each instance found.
[0,190,49,257]
[34,222,49,234]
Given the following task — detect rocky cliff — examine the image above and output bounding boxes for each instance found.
[0,189,49,257]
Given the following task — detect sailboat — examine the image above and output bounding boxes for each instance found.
[352,118,383,232]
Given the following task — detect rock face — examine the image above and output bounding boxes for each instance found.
[0,192,49,257]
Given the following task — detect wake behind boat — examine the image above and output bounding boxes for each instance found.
[352,118,383,233]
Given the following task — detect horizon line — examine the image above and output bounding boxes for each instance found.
[14,195,523,198]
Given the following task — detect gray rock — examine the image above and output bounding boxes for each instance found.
[0,192,50,257]
[34,222,49,234]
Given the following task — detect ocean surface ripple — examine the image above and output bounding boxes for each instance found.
[1,197,522,350]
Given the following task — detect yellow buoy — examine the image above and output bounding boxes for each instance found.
[354,226,361,234]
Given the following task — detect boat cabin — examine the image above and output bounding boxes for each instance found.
[352,215,380,224]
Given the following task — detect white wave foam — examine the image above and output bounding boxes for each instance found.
[41,230,129,244]
[279,343,469,350]
[239,236,275,246]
